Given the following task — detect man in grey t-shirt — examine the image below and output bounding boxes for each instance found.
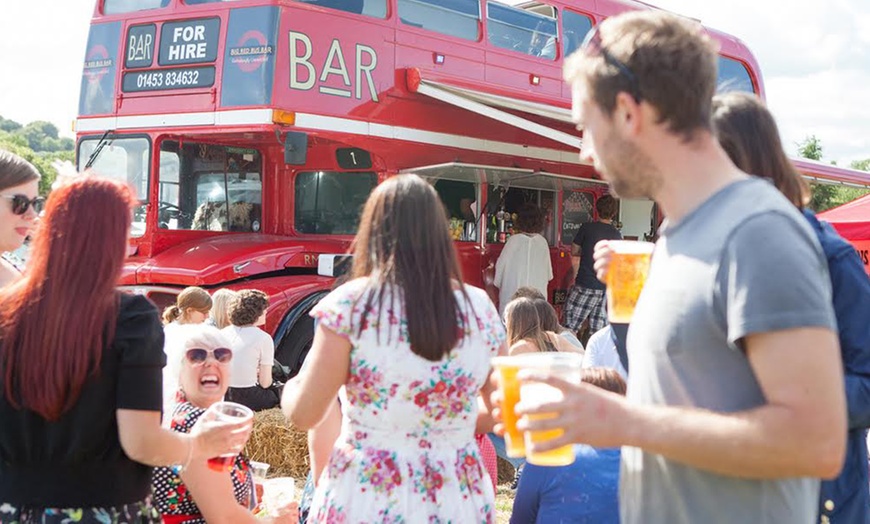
[512,10,846,524]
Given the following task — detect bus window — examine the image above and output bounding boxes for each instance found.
[562,9,593,58]
[717,56,755,94]
[487,2,558,59]
[157,141,263,233]
[77,136,150,237]
[294,171,377,235]
[398,0,480,41]
[184,0,243,3]
[294,0,387,18]
[103,0,170,15]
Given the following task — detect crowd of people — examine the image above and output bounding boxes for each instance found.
[0,8,869,524]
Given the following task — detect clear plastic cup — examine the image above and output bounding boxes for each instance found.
[605,240,655,323]
[203,401,253,472]
[517,352,582,467]
[261,477,295,517]
[492,356,527,458]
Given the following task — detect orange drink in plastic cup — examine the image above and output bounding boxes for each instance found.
[492,357,526,458]
[605,241,655,323]
[518,353,582,467]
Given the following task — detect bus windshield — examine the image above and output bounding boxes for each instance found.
[158,140,263,233]
[78,136,150,237]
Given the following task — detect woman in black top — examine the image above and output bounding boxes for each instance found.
[0,177,252,523]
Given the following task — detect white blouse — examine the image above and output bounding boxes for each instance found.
[493,233,553,315]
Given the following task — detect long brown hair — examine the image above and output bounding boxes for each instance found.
[505,298,554,352]
[712,92,810,207]
[350,174,468,361]
[0,177,135,420]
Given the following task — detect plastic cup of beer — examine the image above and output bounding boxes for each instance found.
[518,352,583,467]
[203,401,253,473]
[261,477,296,517]
[605,240,655,323]
[492,356,527,458]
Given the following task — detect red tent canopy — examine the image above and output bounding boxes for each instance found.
[818,194,870,240]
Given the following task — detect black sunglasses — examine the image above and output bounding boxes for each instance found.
[2,194,45,216]
[581,26,643,102]
[185,347,233,365]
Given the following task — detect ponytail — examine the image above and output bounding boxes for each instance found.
[163,305,181,325]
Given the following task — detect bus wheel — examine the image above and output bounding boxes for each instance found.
[275,314,314,378]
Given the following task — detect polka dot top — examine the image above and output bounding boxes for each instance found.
[152,402,253,523]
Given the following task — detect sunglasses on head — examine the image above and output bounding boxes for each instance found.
[580,26,643,103]
[2,194,45,216]
[185,347,233,365]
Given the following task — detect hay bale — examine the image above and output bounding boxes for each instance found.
[244,408,310,479]
[497,456,516,485]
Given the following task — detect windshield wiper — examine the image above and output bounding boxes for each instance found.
[84,130,115,170]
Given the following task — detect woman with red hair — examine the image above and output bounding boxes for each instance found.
[0,177,251,523]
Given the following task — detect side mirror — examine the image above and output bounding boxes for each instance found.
[317,254,353,278]
[284,131,308,165]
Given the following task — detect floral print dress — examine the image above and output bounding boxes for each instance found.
[309,280,505,524]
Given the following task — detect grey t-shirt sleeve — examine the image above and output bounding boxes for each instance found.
[714,211,836,350]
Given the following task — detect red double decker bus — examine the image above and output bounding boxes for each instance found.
[75,0,870,373]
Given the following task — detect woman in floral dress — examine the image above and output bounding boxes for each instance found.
[283,174,507,523]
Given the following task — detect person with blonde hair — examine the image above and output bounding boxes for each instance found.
[153,324,298,524]
[208,288,239,330]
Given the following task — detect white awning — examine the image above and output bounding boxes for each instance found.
[409,77,582,150]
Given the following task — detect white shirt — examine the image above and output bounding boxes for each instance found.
[222,325,275,388]
[582,325,627,380]
[494,233,553,315]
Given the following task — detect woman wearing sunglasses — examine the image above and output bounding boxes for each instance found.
[153,324,298,524]
[0,177,250,524]
[0,150,42,288]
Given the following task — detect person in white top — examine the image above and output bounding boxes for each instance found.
[494,204,553,316]
[222,289,280,411]
[581,325,627,380]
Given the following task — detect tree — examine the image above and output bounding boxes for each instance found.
[0,116,22,133]
[851,159,870,172]
[797,135,823,161]
[795,135,870,212]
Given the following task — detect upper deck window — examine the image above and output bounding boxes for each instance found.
[562,9,593,58]
[717,57,755,94]
[158,141,263,233]
[487,2,558,59]
[295,172,377,235]
[77,136,150,237]
[103,0,169,15]
[398,0,480,41]
[294,0,387,19]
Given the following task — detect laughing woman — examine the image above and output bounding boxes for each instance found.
[153,324,298,524]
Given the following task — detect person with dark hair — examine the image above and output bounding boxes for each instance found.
[511,367,625,524]
[0,150,41,287]
[563,194,621,338]
[517,11,844,524]
[282,174,506,522]
[223,289,280,411]
[434,178,477,222]
[495,203,553,315]
[0,177,248,522]
[712,91,870,524]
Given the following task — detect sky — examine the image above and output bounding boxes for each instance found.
[0,0,868,165]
